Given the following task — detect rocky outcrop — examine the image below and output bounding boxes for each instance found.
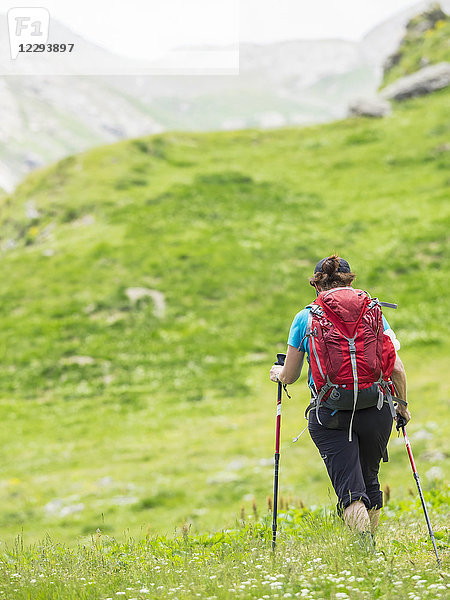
[381,62,450,100]
[348,96,391,118]
[383,3,449,76]
[405,2,447,35]
[125,287,166,318]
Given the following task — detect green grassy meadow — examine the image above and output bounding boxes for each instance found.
[0,28,449,596]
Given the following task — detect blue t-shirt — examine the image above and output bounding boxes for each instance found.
[288,307,392,354]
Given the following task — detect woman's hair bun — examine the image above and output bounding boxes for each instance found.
[309,254,355,290]
[321,255,340,276]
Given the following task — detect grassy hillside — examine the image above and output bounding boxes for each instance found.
[0,79,449,559]
[381,3,450,88]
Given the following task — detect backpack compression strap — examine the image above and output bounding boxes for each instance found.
[379,301,397,309]
[344,336,358,442]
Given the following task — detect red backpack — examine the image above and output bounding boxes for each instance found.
[304,287,397,438]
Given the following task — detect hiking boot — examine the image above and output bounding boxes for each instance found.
[357,531,375,552]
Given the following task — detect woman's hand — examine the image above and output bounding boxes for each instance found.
[395,403,411,424]
[270,365,283,382]
[269,347,305,384]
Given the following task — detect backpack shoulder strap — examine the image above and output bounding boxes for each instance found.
[299,304,321,351]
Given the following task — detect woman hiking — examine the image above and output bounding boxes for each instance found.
[269,255,411,539]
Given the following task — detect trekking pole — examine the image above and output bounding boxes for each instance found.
[272,352,286,551]
[396,415,441,566]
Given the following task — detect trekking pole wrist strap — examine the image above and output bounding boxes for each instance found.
[393,397,408,407]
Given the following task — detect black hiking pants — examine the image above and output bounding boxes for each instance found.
[308,404,393,514]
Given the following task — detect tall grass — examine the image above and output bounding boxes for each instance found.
[0,491,447,599]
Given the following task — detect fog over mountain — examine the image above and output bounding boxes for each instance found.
[1,1,449,191]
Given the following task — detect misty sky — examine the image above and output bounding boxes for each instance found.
[3,0,427,60]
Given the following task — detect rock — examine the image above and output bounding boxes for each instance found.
[105,312,126,325]
[44,498,63,515]
[383,51,402,76]
[406,3,447,35]
[227,460,245,471]
[2,239,16,251]
[125,287,166,318]
[44,499,84,517]
[111,496,138,506]
[60,503,85,517]
[24,153,42,170]
[434,142,450,153]
[348,96,391,118]
[72,214,95,227]
[206,472,240,484]
[258,458,274,467]
[425,466,444,480]
[420,450,446,462]
[25,200,40,220]
[411,429,433,441]
[96,476,114,487]
[60,355,95,366]
[258,112,287,128]
[381,62,450,100]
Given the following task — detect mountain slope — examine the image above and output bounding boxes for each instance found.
[0,83,448,543]
[3,3,450,191]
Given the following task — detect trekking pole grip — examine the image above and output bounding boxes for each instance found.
[396,414,407,431]
[274,353,286,366]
